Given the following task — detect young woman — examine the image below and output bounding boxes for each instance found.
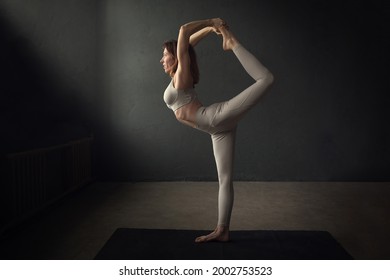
[161,18,274,242]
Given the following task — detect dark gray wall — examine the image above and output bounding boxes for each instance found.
[0,0,96,152]
[97,0,389,181]
[1,0,388,181]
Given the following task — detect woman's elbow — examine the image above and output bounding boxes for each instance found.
[179,25,190,38]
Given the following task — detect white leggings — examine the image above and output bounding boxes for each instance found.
[195,44,273,226]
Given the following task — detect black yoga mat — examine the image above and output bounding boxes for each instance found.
[95,228,353,260]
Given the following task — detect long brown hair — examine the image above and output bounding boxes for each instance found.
[163,40,199,85]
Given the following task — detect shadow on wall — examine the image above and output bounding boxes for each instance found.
[0,15,91,154]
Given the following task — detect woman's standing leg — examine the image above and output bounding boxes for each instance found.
[195,127,236,243]
[213,128,236,227]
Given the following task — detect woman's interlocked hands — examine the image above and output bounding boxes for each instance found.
[211,18,228,34]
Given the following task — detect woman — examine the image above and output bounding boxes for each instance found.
[160,18,274,243]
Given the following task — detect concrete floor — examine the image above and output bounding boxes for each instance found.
[1,181,389,259]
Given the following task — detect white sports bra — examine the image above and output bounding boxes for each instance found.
[163,79,197,111]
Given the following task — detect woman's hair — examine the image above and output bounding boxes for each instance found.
[163,40,199,85]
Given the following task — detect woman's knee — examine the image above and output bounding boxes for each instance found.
[218,172,233,186]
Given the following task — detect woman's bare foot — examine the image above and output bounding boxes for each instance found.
[195,226,229,243]
[219,26,239,51]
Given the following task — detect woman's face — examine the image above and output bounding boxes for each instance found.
[160,48,176,74]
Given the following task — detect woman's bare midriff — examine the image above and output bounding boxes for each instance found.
[174,99,203,127]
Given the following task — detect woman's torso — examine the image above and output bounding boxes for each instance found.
[164,78,203,125]
[175,98,202,124]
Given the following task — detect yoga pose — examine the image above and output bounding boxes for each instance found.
[161,18,274,242]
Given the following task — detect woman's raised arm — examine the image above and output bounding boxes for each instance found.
[175,18,225,89]
[190,26,218,47]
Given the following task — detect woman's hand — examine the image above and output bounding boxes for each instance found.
[211,18,227,29]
